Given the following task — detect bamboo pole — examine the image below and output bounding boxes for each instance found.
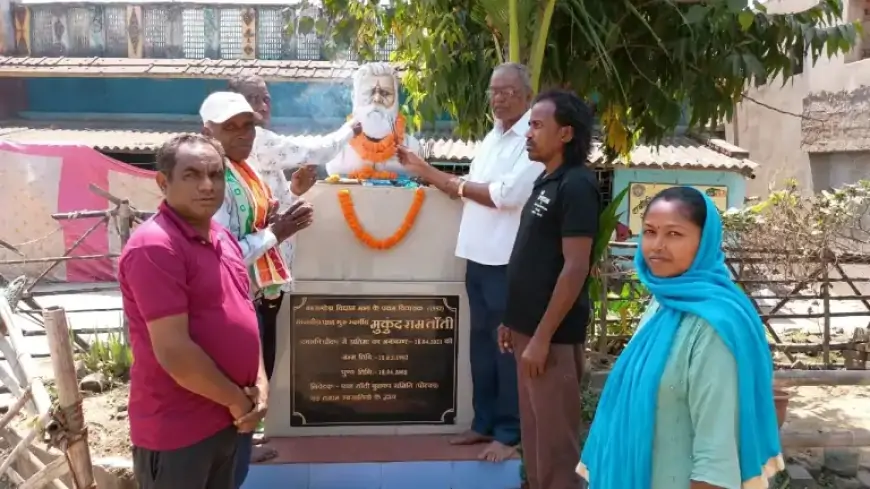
[725,260,796,363]
[51,210,115,221]
[27,216,109,289]
[0,358,27,404]
[6,467,25,485]
[87,184,122,206]
[118,201,133,348]
[823,257,832,368]
[0,255,119,266]
[0,427,69,489]
[87,184,153,220]
[0,299,51,415]
[18,457,69,489]
[833,262,870,314]
[0,334,33,383]
[597,249,609,354]
[0,392,52,487]
[0,411,52,479]
[0,387,32,431]
[43,307,96,489]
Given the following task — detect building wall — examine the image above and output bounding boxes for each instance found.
[11,76,458,133]
[809,151,870,190]
[21,77,355,129]
[0,0,12,54]
[728,0,870,196]
[0,78,26,119]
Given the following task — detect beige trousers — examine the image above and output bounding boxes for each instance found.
[513,331,585,489]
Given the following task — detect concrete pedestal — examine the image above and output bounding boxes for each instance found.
[265,184,472,437]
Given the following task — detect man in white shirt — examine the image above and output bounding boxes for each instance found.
[226,75,361,381]
[397,63,543,462]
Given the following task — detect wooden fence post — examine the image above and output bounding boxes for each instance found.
[597,247,609,354]
[43,306,96,489]
[118,200,132,348]
[822,251,832,368]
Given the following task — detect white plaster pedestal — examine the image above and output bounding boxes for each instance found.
[266,184,472,437]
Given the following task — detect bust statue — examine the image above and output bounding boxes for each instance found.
[325,62,421,178]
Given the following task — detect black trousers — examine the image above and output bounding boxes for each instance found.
[133,426,238,489]
[255,291,283,380]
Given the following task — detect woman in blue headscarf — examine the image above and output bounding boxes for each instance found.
[578,186,784,489]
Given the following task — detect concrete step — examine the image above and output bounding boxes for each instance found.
[243,435,522,489]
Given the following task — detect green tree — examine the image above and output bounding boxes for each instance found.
[296,0,857,157]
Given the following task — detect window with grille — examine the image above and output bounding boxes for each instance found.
[30,7,54,56]
[297,33,322,60]
[375,35,397,61]
[143,7,168,58]
[595,169,614,206]
[67,8,92,56]
[257,8,286,60]
[220,8,243,59]
[183,9,205,59]
[104,6,128,57]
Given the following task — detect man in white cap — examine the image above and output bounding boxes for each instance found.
[200,91,315,487]
[226,75,360,387]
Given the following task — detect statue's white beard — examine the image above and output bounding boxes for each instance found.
[353,105,398,140]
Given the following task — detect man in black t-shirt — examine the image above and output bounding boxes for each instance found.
[500,89,598,489]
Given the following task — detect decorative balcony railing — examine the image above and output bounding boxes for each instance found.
[1,2,396,61]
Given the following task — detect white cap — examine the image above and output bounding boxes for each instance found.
[199,91,254,124]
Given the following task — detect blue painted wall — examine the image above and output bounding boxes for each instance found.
[25,77,355,118]
[20,77,465,133]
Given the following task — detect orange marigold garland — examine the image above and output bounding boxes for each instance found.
[347,167,398,180]
[338,187,425,250]
[348,114,406,164]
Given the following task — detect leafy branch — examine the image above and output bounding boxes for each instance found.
[308,0,857,158]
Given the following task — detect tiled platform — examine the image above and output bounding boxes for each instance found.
[241,435,522,489]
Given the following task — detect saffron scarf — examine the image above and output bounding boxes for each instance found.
[225,159,290,298]
[578,190,783,489]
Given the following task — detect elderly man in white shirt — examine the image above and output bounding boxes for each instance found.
[226,74,361,382]
[397,63,543,463]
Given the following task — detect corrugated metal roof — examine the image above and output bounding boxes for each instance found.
[425,135,756,175]
[0,57,356,81]
[0,124,183,152]
[0,122,757,175]
[594,136,757,175]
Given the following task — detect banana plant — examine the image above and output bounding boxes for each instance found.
[587,186,629,305]
[476,0,558,92]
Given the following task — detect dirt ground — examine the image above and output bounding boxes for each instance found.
[4,371,869,484]
[785,385,870,461]
[54,383,870,461]
[10,382,132,461]
[78,383,132,460]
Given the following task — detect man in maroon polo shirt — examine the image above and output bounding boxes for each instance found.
[119,134,267,489]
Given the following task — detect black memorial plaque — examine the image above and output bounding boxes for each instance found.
[290,295,459,427]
